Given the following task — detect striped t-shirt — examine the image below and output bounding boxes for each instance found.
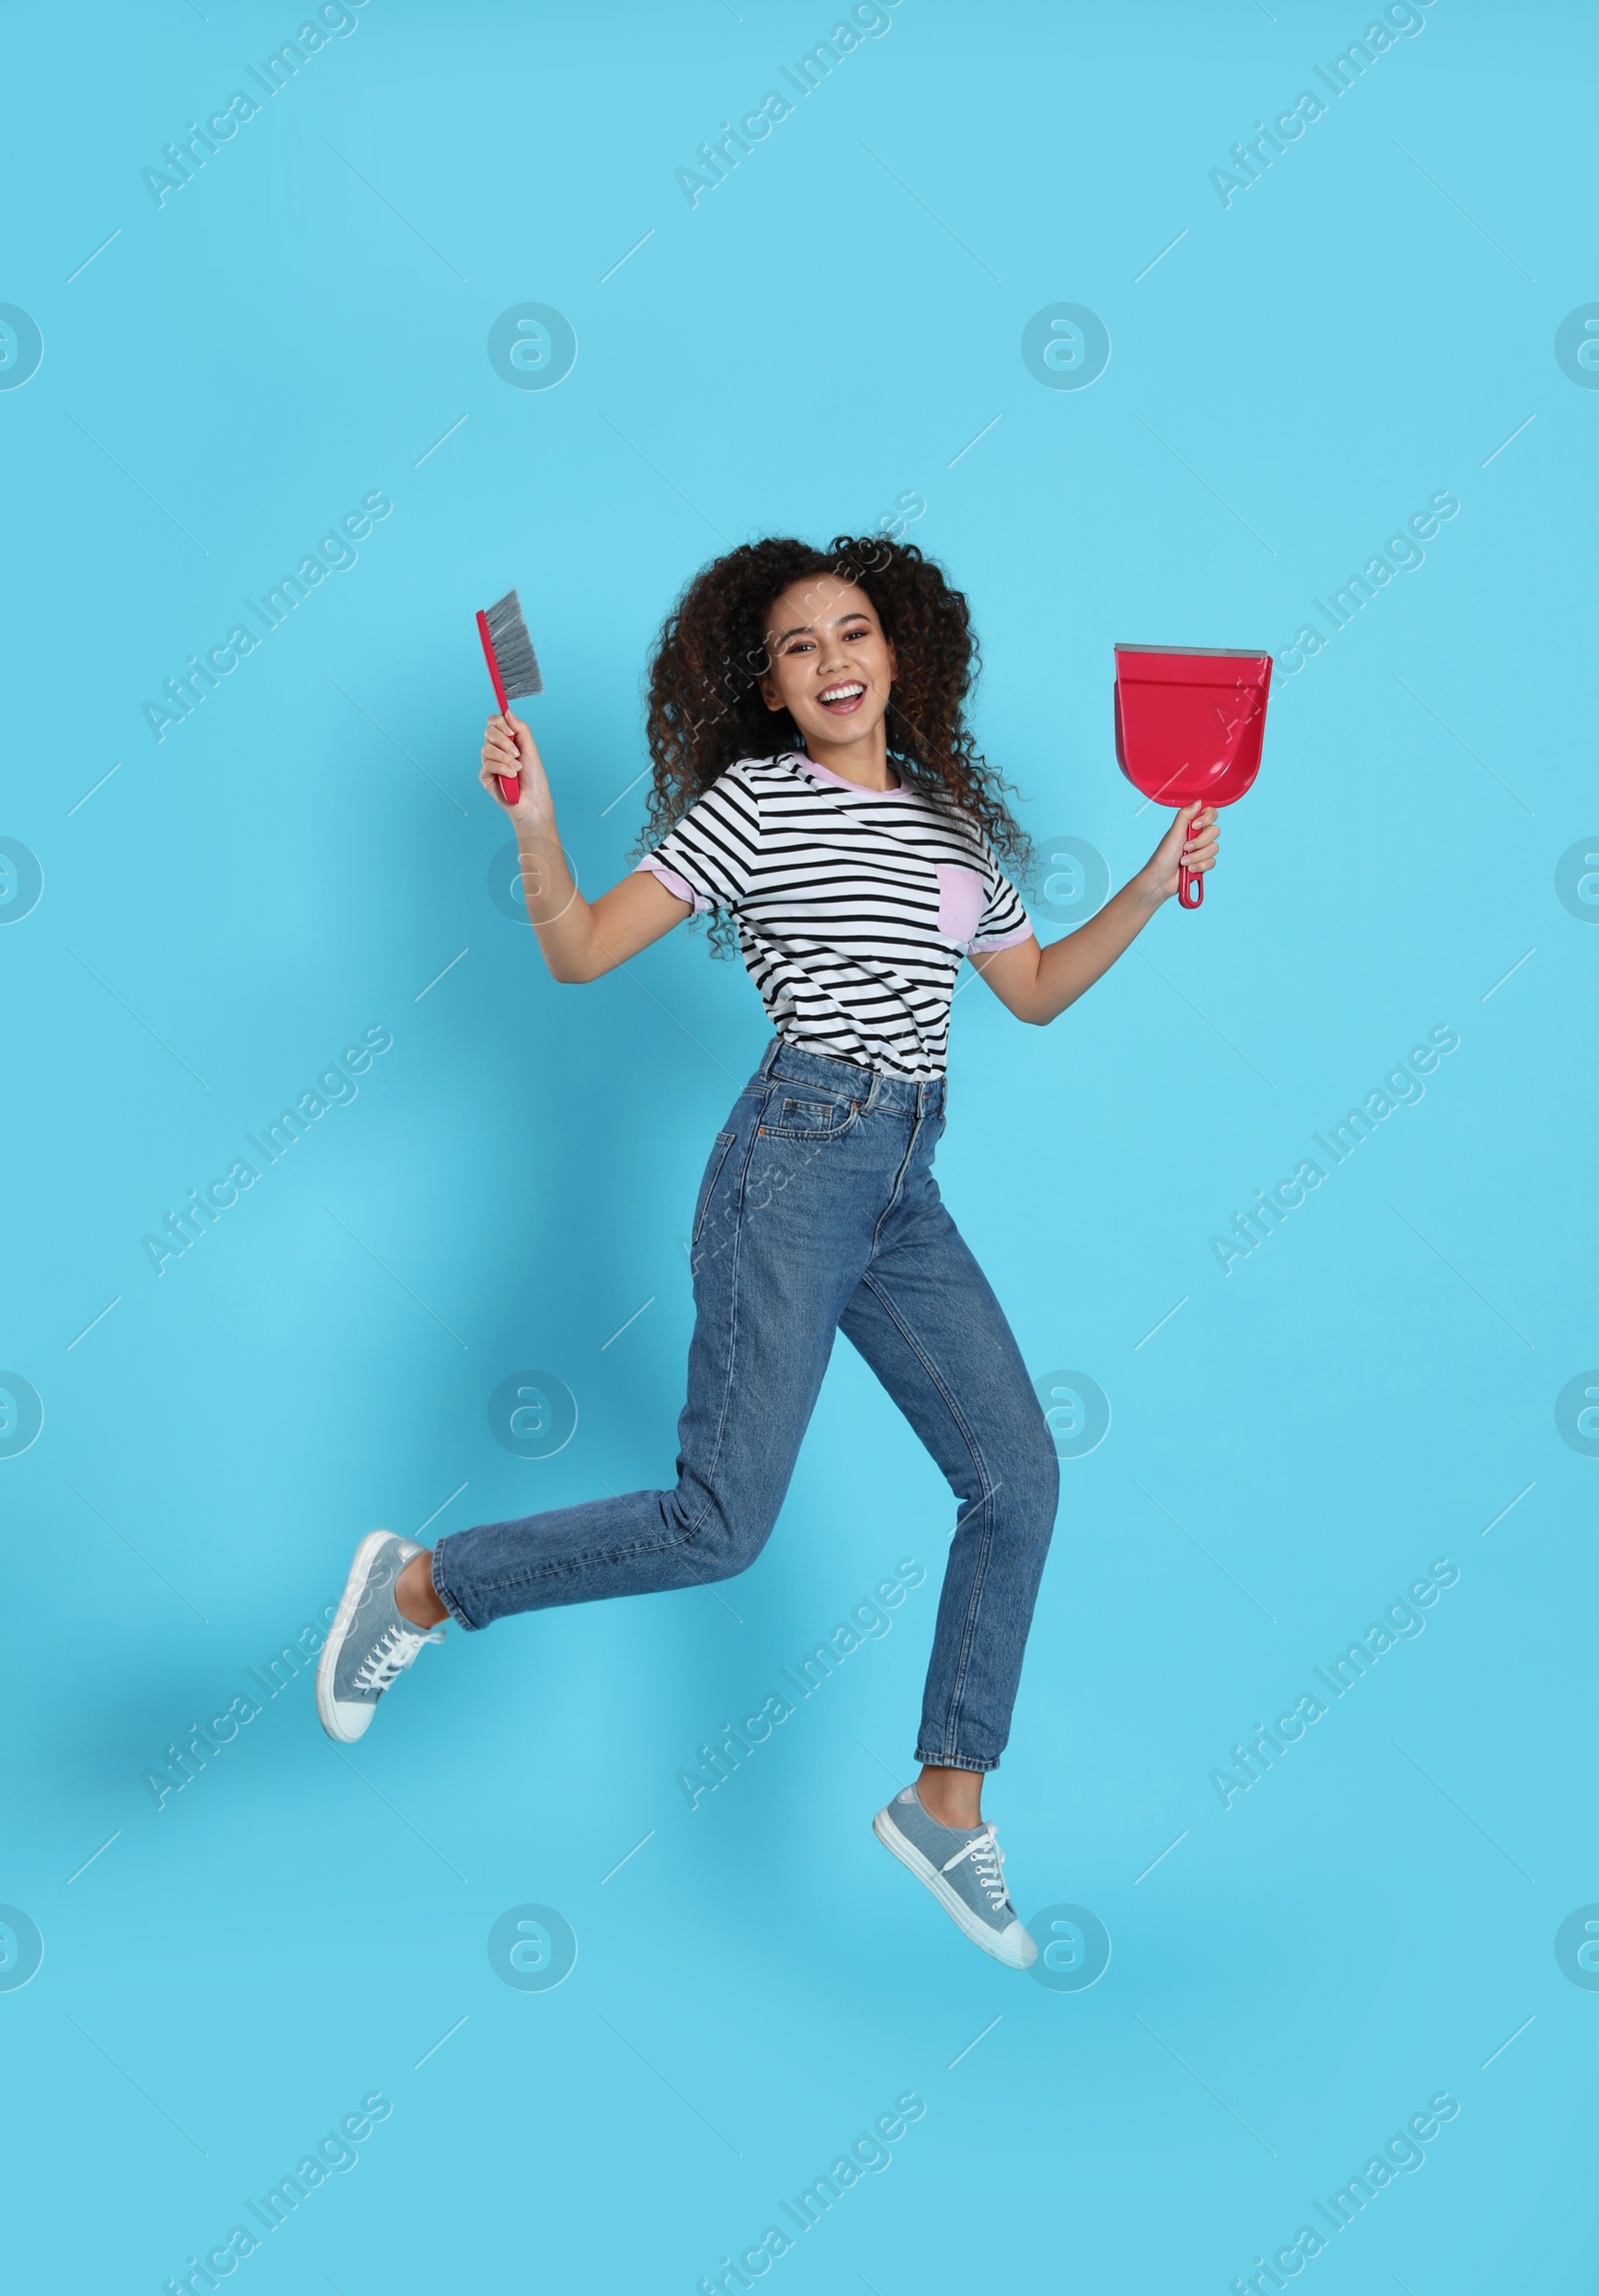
[634,752,1032,1078]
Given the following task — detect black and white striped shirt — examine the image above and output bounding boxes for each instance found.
[634,752,1032,1078]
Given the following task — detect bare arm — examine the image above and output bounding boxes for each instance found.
[974,802,1219,1026]
[482,711,692,981]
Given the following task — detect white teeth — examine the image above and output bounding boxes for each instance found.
[819,683,864,703]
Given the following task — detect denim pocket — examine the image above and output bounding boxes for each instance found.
[692,1131,739,1243]
[763,1093,860,1142]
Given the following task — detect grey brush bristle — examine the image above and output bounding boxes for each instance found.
[483,588,543,699]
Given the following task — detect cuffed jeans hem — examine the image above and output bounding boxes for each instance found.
[431,1542,482,1631]
[913,1750,999,1774]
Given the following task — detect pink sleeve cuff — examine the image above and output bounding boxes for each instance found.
[968,917,1034,954]
[634,858,709,914]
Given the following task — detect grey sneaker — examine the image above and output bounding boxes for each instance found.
[873,1784,1037,1969]
[316,1532,445,1743]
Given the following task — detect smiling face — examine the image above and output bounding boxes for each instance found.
[759,576,897,763]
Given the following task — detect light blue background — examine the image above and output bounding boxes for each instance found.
[3,1,1595,2288]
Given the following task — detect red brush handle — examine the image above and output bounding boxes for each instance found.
[476,610,521,807]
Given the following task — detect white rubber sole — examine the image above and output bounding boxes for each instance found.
[872,1805,1037,1969]
[316,1530,395,1743]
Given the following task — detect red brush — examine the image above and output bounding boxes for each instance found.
[476,588,544,805]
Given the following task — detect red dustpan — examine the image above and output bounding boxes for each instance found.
[1114,644,1272,907]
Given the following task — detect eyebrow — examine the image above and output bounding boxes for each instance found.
[772,611,872,645]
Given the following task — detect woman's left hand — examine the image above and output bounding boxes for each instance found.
[986,802,1222,1023]
[1143,803,1219,903]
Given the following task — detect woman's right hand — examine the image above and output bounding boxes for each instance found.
[480,711,553,825]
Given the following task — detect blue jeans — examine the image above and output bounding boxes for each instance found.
[432,1039,1058,1771]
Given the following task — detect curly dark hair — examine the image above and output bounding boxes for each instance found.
[639,536,1030,945]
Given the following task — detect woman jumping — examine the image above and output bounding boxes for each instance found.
[316,536,1218,1968]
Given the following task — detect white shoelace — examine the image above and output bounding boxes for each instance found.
[941,1824,1010,1912]
[353,1618,443,1694]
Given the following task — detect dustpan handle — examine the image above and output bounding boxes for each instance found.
[1178,843,1204,909]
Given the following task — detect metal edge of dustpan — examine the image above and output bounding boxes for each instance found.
[1114,643,1272,661]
